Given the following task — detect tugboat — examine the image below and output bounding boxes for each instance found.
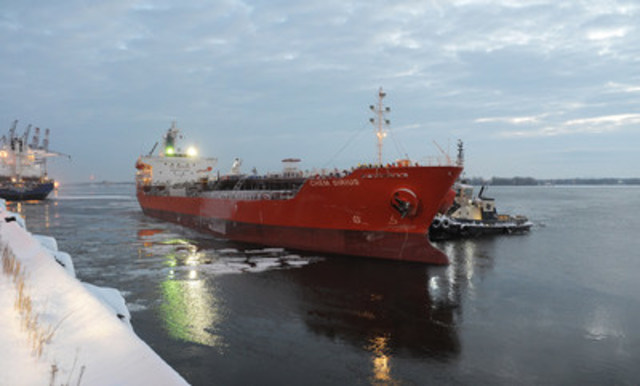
[429,141,532,240]
[136,89,463,264]
[429,184,532,240]
[0,120,67,201]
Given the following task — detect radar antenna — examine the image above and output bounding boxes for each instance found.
[163,121,180,156]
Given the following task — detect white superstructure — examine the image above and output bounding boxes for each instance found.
[135,122,217,186]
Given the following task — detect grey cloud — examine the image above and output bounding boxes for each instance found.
[1,0,639,180]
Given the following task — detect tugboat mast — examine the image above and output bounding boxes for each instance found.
[369,87,390,165]
[456,139,464,167]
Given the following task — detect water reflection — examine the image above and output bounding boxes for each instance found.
[137,229,163,249]
[134,212,501,383]
[159,278,226,350]
[5,199,56,231]
[137,230,227,352]
[280,240,498,382]
[367,334,392,383]
[429,239,496,307]
[584,304,626,342]
[285,259,461,383]
[160,238,209,269]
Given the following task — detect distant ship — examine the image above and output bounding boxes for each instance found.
[0,120,66,201]
[135,89,462,264]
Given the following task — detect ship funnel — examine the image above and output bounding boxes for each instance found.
[282,158,301,178]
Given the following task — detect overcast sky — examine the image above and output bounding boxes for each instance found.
[2,0,639,182]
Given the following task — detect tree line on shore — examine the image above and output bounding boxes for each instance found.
[463,177,640,186]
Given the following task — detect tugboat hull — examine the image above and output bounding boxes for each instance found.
[429,215,532,241]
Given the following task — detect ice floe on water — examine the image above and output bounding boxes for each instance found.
[55,195,133,201]
[125,301,150,313]
[216,248,240,254]
[167,248,322,276]
[191,253,322,275]
[137,231,323,277]
[243,247,286,255]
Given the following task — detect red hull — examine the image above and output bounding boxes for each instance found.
[137,166,462,264]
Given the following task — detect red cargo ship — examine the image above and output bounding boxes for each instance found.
[136,90,462,264]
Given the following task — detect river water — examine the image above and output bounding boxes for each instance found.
[9,184,640,385]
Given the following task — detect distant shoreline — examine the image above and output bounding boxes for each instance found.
[64,181,135,186]
[464,177,640,186]
[59,178,640,187]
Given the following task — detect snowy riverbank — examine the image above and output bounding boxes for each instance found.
[0,199,188,385]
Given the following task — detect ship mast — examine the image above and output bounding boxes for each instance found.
[369,87,390,165]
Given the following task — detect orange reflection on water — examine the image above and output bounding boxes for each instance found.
[137,228,163,238]
[367,334,395,384]
[5,199,57,229]
[137,229,165,255]
[44,201,50,228]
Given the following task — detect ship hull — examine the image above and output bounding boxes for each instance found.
[0,181,54,201]
[137,166,462,264]
[141,206,449,263]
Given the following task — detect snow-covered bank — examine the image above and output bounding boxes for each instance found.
[0,199,188,385]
